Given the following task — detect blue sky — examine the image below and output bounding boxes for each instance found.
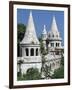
[17,9,64,44]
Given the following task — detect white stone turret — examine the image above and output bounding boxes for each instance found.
[19,11,41,74]
[42,25,47,50]
[42,25,47,40]
[48,16,62,41]
[48,16,62,53]
[20,11,40,45]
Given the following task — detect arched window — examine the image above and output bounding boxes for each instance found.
[51,43,54,47]
[36,48,38,56]
[56,43,58,47]
[56,43,59,47]
[25,48,29,56]
[31,48,34,56]
[52,34,54,37]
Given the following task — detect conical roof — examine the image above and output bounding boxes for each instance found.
[20,11,40,44]
[42,25,47,35]
[51,16,58,33]
[48,16,62,40]
[42,25,47,40]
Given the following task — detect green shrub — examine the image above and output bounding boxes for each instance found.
[17,68,41,80]
[51,66,64,79]
[26,68,41,80]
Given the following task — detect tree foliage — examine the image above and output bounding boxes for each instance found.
[17,23,26,43]
[52,66,64,79]
[17,24,26,56]
[61,57,64,66]
[17,68,41,80]
[26,68,41,80]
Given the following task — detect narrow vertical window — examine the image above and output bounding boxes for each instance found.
[36,48,38,56]
[31,48,34,56]
[56,43,57,47]
[51,43,54,47]
[25,48,29,56]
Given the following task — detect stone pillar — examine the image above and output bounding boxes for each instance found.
[22,48,26,56]
[34,48,36,56]
[29,47,30,56]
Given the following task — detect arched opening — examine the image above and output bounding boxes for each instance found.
[31,48,34,56]
[52,34,54,37]
[25,48,29,56]
[56,43,58,47]
[36,48,38,56]
[51,43,54,47]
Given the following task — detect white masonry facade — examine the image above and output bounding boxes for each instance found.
[17,11,64,75]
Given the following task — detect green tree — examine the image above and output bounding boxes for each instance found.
[26,68,41,80]
[17,68,41,80]
[61,56,64,66]
[61,50,64,66]
[17,24,26,56]
[52,66,64,79]
[51,51,64,79]
[17,23,26,43]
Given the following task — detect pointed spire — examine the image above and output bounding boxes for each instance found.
[51,16,58,32]
[42,25,47,34]
[26,10,35,33]
[42,25,47,40]
[20,11,40,44]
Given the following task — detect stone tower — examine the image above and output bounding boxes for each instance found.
[48,16,62,55]
[19,11,42,74]
[42,25,47,50]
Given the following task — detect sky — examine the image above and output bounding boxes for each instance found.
[17,9,64,44]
